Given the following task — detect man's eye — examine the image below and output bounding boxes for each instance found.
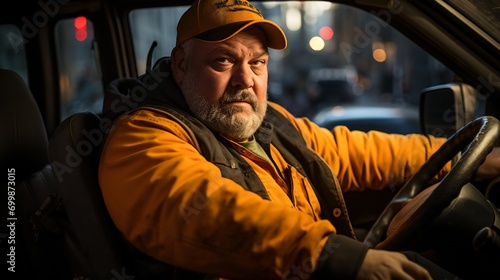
[251,60,266,66]
[215,57,231,64]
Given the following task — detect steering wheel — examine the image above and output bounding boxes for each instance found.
[363,116,500,250]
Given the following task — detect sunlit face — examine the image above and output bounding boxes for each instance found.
[172,26,269,142]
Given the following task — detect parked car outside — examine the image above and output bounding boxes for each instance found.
[312,104,420,134]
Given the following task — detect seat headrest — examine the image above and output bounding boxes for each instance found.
[0,69,48,177]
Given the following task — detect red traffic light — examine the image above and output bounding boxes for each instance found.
[74,16,87,42]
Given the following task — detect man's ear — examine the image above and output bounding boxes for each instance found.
[171,46,186,85]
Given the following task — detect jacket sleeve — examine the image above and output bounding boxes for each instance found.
[269,102,451,192]
[99,109,341,279]
[312,234,369,280]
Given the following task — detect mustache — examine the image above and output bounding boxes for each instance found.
[220,90,258,109]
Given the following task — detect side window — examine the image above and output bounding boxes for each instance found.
[0,24,28,82]
[129,6,188,75]
[54,17,103,120]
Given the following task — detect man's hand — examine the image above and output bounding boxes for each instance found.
[356,249,431,280]
[476,147,500,180]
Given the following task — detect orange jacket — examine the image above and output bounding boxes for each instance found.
[98,101,449,279]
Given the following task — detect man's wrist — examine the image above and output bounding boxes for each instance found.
[312,234,370,280]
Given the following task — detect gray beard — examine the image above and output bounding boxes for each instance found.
[181,73,267,142]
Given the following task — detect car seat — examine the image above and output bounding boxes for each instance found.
[0,68,131,279]
[48,111,133,279]
[0,69,72,279]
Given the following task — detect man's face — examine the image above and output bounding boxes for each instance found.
[173,26,269,142]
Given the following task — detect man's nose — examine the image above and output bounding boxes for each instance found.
[231,64,254,89]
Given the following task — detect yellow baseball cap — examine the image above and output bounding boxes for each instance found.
[176,0,287,50]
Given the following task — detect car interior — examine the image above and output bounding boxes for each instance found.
[1,0,499,279]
